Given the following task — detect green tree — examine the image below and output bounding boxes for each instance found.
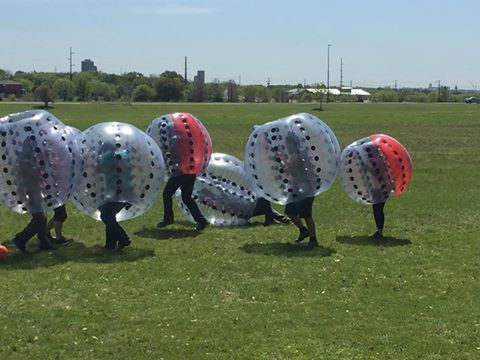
[153,71,184,101]
[18,79,34,95]
[371,87,399,102]
[35,83,55,107]
[132,84,155,102]
[226,81,239,102]
[74,72,93,101]
[242,85,258,102]
[271,87,288,103]
[53,78,75,101]
[90,80,115,101]
[207,81,224,102]
[0,69,12,80]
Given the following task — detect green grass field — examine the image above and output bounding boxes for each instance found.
[0,102,479,359]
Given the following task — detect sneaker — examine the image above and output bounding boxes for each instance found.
[55,237,73,246]
[13,237,27,253]
[305,237,319,249]
[371,230,384,240]
[195,220,208,231]
[294,228,309,243]
[157,219,174,228]
[273,213,292,225]
[117,239,131,250]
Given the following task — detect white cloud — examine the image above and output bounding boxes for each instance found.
[138,5,220,16]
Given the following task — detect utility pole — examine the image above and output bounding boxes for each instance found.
[238,75,241,85]
[326,44,331,103]
[395,80,397,90]
[184,56,187,85]
[437,80,441,99]
[68,47,74,81]
[267,77,270,87]
[339,57,343,90]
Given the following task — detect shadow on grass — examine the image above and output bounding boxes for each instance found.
[0,240,154,270]
[32,104,54,110]
[240,242,336,257]
[134,226,201,240]
[336,235,412,247]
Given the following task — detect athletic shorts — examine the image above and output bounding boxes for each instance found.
[284,197,314,218]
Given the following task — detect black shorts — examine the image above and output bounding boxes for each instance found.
[285,197,314,218]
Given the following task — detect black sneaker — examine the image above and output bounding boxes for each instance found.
[13,237,27,253]
[294,228,309,243]
[117,239,131,250]
[55,237,73,246]
[305,237,319,249]
[371,230,384,240]
[157,219,174,228]
[273,213,292,225]
[195,220,208,231]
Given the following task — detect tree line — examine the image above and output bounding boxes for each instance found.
[0,68,477,106]
[0,68,291,106]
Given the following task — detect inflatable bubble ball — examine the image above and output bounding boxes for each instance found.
[339,134,413,205]
[146,112,212,178]
[244,112,340,205]
[176,153,257,226]
[0,110,75,214]
[0,109,64,127]
[72,122,165,221]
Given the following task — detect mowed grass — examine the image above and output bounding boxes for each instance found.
[0,102,479,359]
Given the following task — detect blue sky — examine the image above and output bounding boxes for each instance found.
[2,0,479,89]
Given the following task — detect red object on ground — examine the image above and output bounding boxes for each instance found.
[0,245,8,260]
[370,134,413,196]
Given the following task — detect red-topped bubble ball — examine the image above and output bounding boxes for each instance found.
[339,134,412,205]
[147,112,212,178]
[0,245,8,261]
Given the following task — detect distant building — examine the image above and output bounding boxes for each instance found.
[287,87,371,102]
[0,80,23,98]
[81,59,97,72]
[194,70,205,84]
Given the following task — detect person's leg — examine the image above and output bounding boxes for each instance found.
[285,203,309,243]
[108,202,130,249]
[299,198,318,248]
[372,202,385,238]
[252,198,275,225]
[158,177,180,227]
[305,217,319,248]
[14,212,50,251]
[100,203,120,249]
[50,205,71,245]
[180,175,207,230]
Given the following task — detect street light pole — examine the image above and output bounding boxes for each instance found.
[327,44,331,103]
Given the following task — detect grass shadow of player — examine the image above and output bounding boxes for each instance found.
[240,242,336,258]
[0,239,154,270]
[336,235,412,247]
[32,104,55,110]
[134,225,201,241]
